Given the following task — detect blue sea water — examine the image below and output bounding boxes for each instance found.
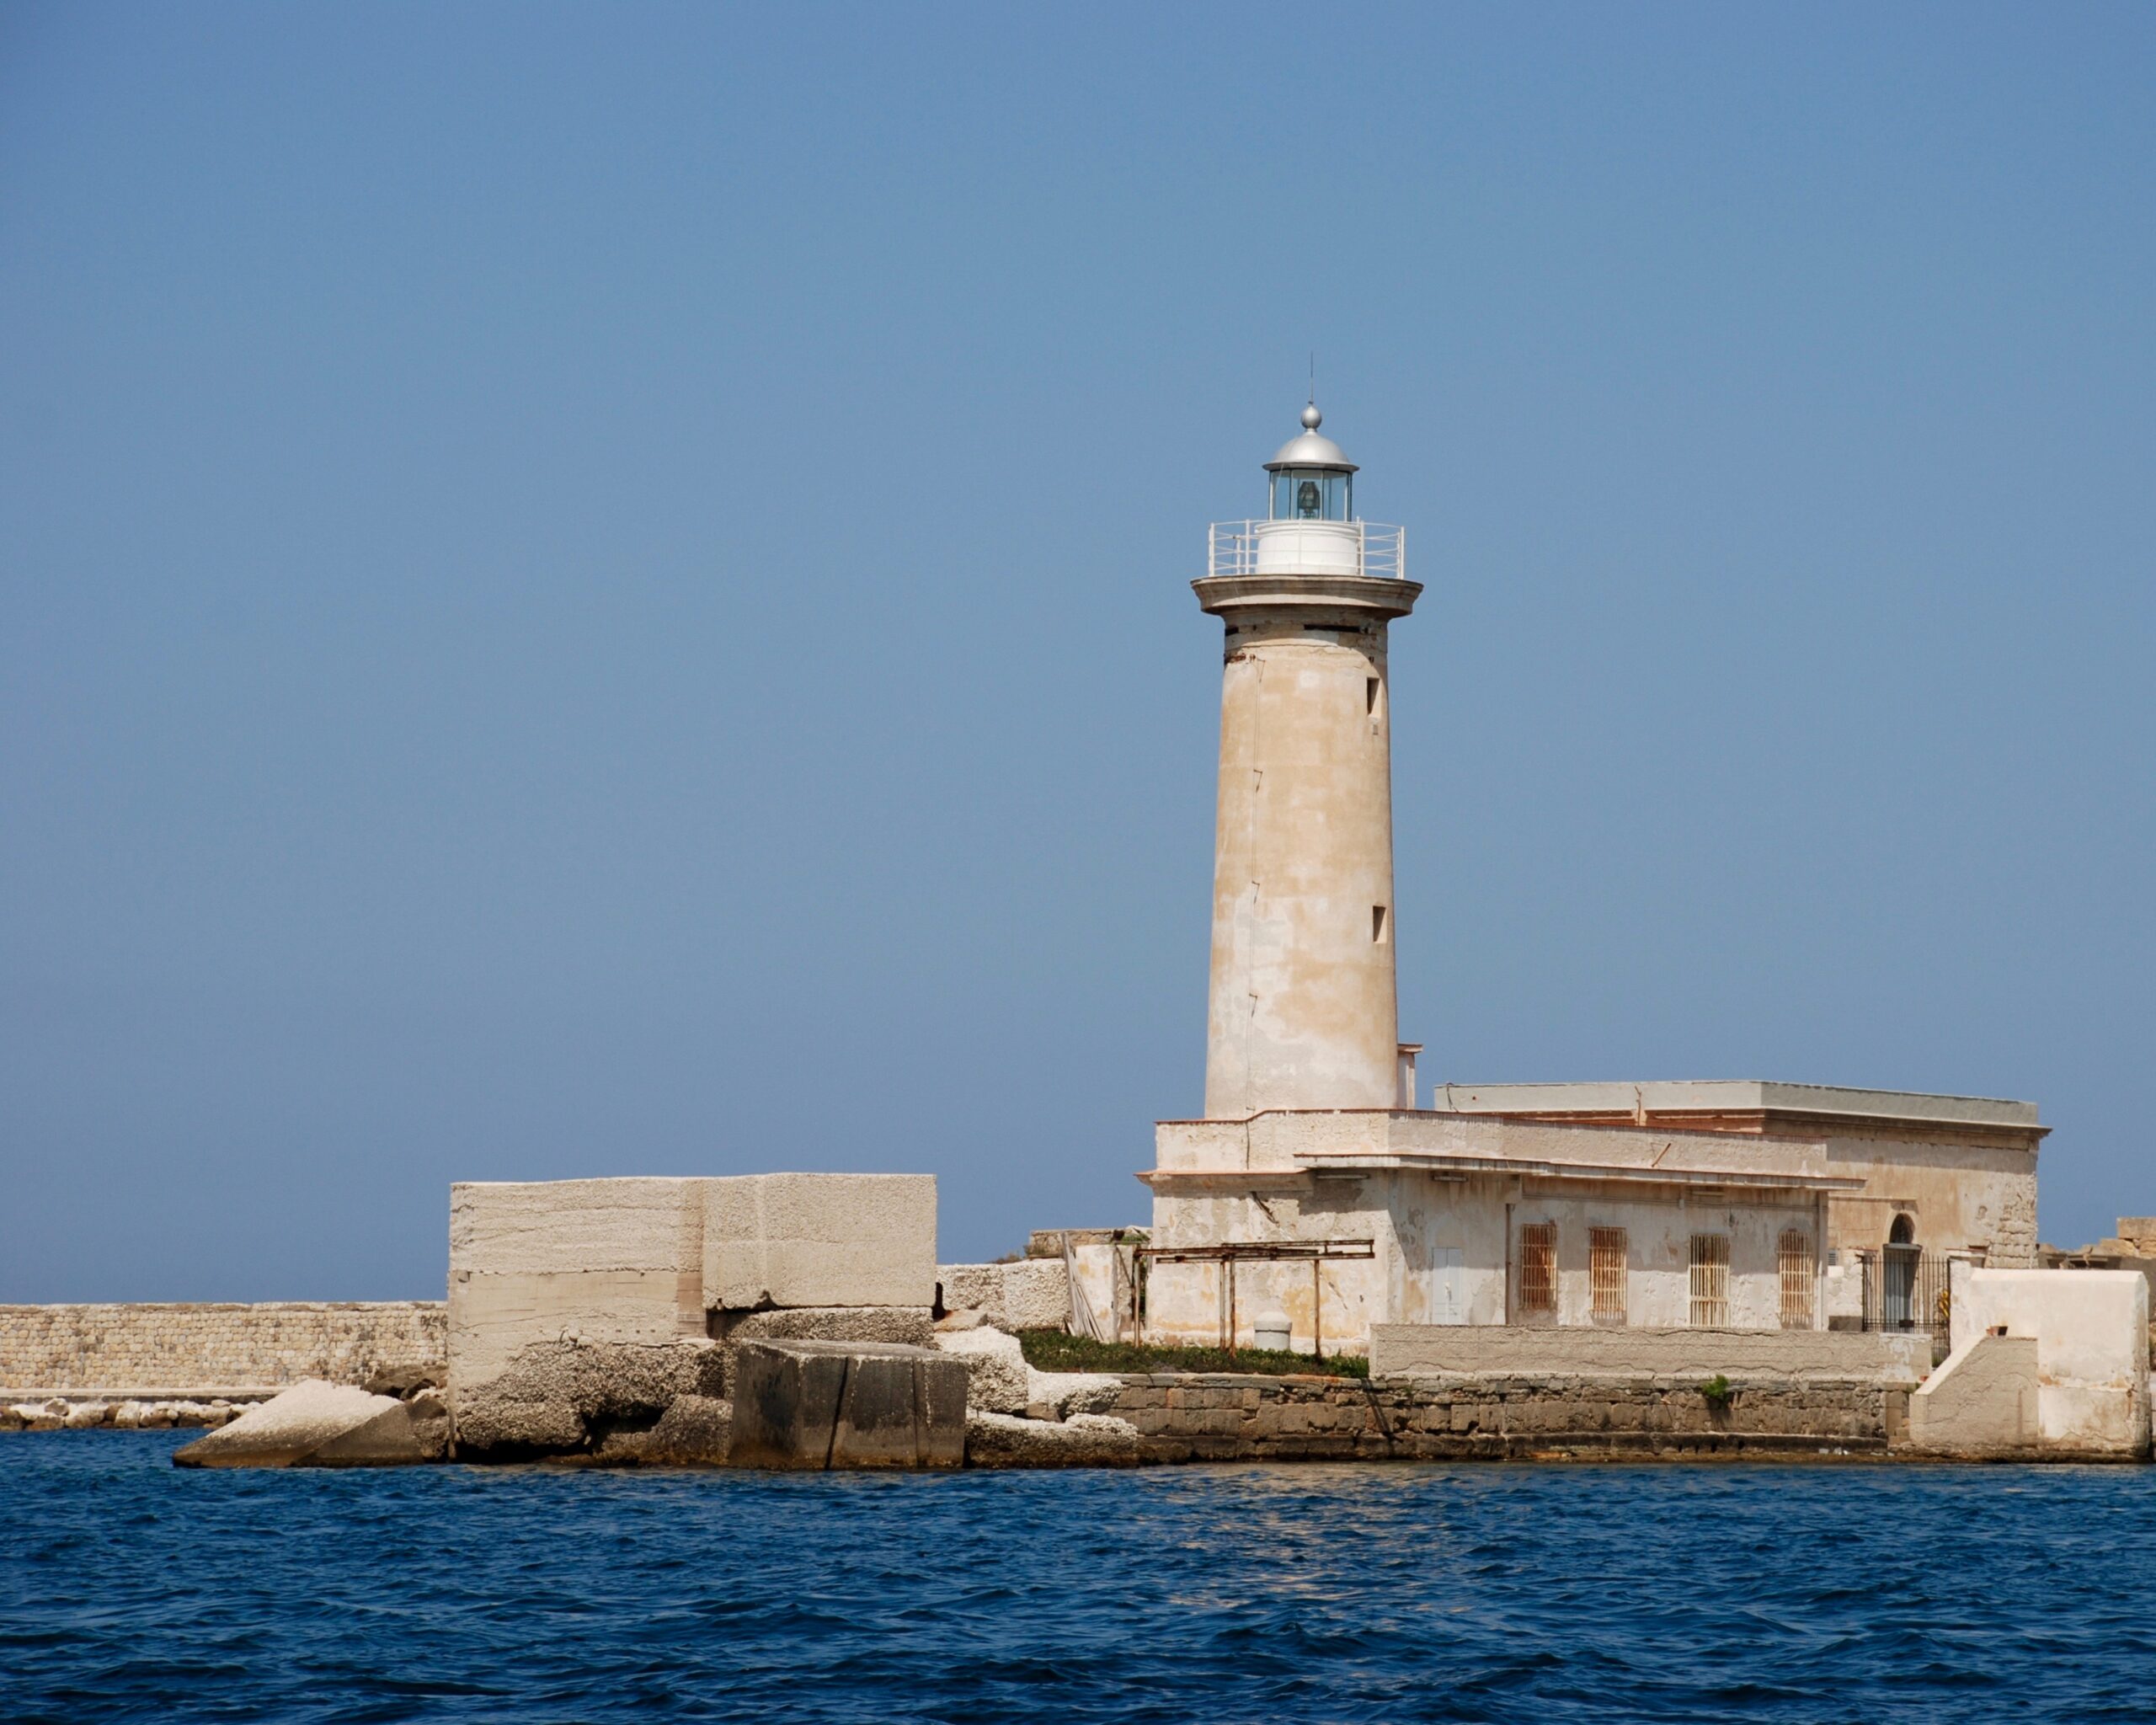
[2,1434,2151,1722]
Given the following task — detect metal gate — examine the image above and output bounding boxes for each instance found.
[1859,1247,1951,1332]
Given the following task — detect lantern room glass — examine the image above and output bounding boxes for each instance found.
[1270,468,1352,521]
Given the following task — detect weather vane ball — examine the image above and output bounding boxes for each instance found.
[1300,403,1322,431]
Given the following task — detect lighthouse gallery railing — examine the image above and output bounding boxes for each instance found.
[1207,520,1407,583]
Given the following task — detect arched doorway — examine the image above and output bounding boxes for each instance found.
[1883,1213,1919,1328]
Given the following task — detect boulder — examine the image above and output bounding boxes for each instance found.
[172,1381,430,1469]
[640,1395,734,1466]
[729,1339,965,1470]
[1024,1368,1124,1420]
[933,1327,1029,1415]
[965,1411,1145,1469]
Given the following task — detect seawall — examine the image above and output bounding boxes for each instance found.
[0,1302,446,1396]
[1107,1371,1904,1461]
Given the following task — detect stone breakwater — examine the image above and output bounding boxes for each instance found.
[5,1397,257,1431]
[0,1302,446,1395]
[1107,1371,1904,1461]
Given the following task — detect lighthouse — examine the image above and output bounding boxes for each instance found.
[1195,406,1422,1118]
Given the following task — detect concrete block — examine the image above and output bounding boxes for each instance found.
[936,1258,1071,1332]
[451,1178,704,1278]
[449,1180,706,1402]
[933,1327,1029,1415]
[451,1338,723,1459]
[706,1175,936,1311]
[715,1306,933,1393]
[172,1381,430,1469]
[964,1410,1144,1468]
[728,1338,964,1470]
[1909,1334,2039,1454]
[639,1395,734,1466]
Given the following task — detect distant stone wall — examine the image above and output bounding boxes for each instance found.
[1109,1371,1899,1461]
[0,1303,446,1393]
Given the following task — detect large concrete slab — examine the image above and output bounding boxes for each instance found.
[704,1174,935,1311]
[171,1381,429,1469]
[728,1338,964,1470]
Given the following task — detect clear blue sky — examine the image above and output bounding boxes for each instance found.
[4,4,2150,1298]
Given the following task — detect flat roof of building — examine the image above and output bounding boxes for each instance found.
[1428,1080,2038,1130]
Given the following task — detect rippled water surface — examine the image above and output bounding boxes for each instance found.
[4,1434,2153,1722]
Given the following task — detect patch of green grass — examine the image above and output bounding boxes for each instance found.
[1700,1373,1734,1407]
[1017,1330,1369,1380]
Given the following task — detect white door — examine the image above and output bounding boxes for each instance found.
[1433,1247,1465,1324]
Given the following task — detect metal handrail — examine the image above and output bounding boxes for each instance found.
[1206,519,1406,582]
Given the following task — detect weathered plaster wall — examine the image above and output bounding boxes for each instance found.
[1822,1134,2038,1265]
[0,1302,444,1392]
[1945,1268,2149,1455]
[1145,1138,1829,1350]
[1204,619,1401,1116]
[1145,1177,1398,1350]
[1908,1334,2039,1454]
[1494,1189,1819,1330]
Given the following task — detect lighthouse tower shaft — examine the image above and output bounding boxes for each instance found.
[1194,407,1420,1119]
[1198,580,1417,1117]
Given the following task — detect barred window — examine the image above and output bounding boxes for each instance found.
[1689,1233,1730,1327]
[1590,1227,1628,1322]
[1518,1222,1557,1316]
[1779,1230,1816,1329]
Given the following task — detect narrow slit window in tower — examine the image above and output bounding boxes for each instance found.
[1372,905,1388,943]
[1366,676,1380,717]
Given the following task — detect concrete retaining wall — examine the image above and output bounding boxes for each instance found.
[1936,1268,2149,1455]
[1370,1323,1931,1384]
[1107,1371,1897,1461]
[0,1302,445,1393]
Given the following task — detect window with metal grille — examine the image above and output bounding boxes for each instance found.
[1589,1227,1627,1322]
[1688,1233,1730,1327]
[1779,1230,1816,1329]
[1518,1222,1557,1316]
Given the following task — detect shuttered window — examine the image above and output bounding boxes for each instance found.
[1518,1223,1557,1316]
[1590,1227,1627,1323]
[1779,1231,1816,1329]
[1689,1233,1730,1327]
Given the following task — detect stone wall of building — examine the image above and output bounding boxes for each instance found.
[1107,1370,1899,1461]
[0,1303,446,1394]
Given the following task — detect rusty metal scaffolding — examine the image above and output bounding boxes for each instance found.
[1133,1239,1376,1357]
